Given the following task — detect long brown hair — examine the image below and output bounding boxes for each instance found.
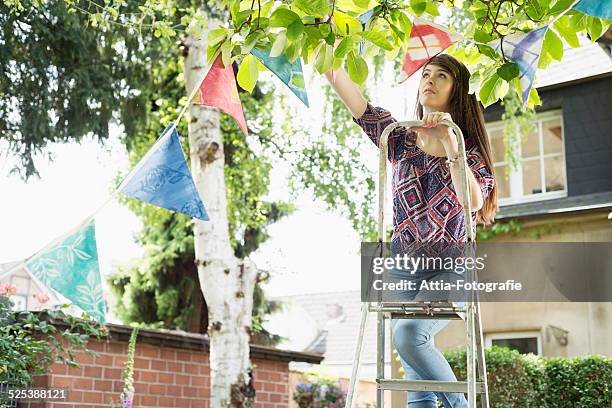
[414,53,498,226]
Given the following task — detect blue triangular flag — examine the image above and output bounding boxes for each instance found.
[358,8,376,56]
[489,26,547,107]
[574,0,612,20]
[251,48,309,107]
[25,219,106,324]
[118,123,209,220]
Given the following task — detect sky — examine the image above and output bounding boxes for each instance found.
[0,60,422,323]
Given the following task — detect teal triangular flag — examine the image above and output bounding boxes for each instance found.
[251,47,309,107]
[117,123,209,220]
[574,0,612,20]
[25,219,106,324]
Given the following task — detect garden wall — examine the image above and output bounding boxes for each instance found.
[19,322,322,408]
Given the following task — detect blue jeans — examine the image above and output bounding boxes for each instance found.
[387,267,468,408]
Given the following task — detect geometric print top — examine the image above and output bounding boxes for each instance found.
[353,101,495,252]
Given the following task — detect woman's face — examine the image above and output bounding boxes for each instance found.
[418,64,454,112]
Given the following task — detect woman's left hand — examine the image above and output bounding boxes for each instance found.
[412,111,454,145]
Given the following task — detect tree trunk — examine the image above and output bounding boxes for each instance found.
[183,20,258,407]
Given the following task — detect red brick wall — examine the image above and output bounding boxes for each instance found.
[19,335,294,408]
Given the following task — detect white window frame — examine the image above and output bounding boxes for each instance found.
[486,110,568,206]
[485,330,542,355]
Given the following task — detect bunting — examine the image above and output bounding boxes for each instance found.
[25,220,106,324]
[117,123,209,220]
[195,53,249,136]
[489,26,548,107]
[357,8,377,57]
[398,17,463,83]
[573,0,612,20]
[251,47,310,107]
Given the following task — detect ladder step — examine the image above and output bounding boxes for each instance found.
[368,302,466,320]
[377,379,486,393]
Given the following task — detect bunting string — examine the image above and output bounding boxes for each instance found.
[1,1,607,321]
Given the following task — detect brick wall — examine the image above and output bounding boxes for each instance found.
[18,323,322,408]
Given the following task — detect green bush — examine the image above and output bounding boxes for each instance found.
[0,295,107,389]
[442,346,611,407]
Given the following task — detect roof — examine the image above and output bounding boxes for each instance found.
[495,191,612,220]
[269,291,390,366]
[534,32,612,88]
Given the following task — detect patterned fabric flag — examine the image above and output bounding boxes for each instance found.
[25,220,106,324]
[573,0,612,20]
[357,7,376,57]
[488,26,547,107]
[195,53,248,136]
[250,47,309,107]
[398,17,463,83]
[117,123,209,220]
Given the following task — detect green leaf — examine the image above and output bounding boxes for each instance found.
[474,29,495,44]
[334,36,354,59]
[346,50,368,84]
[479,72,504,107]
[538,44,553,69]
[270,31,288,57]
[237,54,258,93]
[410,0,427,16]
[477,44,499,61]
[398,12,413,41]
[586,16,604,41]
[570,12,588,31]
[497,62,520,81]
[314,41,333,74]
[360,30,394,51]
[543,29,563,61]
[425,1,440,16]
[270,8,300,27]
[333,10,363,36]
[287,19,305,41]
[553,16,579,48]
[208,28,227,47]
[548,0,575,16]
[527,86,542,109]
[293,0,328,18]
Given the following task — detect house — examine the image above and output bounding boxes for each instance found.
[433,30,612,358]
[268,30,612,408]
[0,261,62,311]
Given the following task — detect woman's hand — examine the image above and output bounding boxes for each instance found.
[412,111,454,144]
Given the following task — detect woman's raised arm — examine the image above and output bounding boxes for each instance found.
[324,67,368,119]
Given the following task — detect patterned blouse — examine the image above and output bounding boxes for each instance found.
[353,101,495,252]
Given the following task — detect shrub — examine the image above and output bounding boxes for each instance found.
[0,294,107,389]
[442,345,611,407]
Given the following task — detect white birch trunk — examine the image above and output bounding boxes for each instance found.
[183,19,258,407]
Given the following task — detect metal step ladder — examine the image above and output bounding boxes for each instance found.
[345,120,490,408]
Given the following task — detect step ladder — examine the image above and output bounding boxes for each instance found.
[345,120,490,408]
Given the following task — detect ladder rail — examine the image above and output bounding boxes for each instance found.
[344,119,490,408]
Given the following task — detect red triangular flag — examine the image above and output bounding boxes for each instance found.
[398,17,463,83]
[195,53,248,136]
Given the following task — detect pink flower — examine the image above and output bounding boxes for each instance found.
[35,293,50,304]
[0,283,17,296]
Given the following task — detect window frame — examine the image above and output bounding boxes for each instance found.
[485,330,543,355]
[486,109,568,205]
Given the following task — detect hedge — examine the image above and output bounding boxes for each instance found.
[441,346,611,407]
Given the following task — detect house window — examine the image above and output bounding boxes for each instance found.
[486,110,567,205]
[485,331,542,355]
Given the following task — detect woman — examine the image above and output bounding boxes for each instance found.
[324,53,498,407]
